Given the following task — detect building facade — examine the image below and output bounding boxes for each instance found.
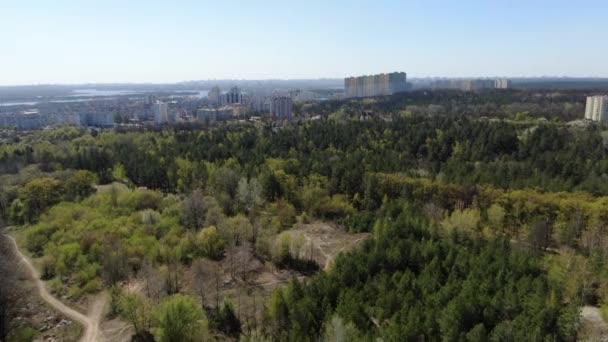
[344,72,408,99]
[208,86,222,107]
[494,79,512,89]
[153,101,169,124]
[224,86,243,105]
[431,79,510,91]
[270,96,293,121]
[585,95,608,122]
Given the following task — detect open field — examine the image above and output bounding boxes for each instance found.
[291,221,371,270]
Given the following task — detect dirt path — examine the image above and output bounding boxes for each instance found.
[6,234,106,342]
[580,306,608,341]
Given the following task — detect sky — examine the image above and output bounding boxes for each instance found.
[1,0,608,85]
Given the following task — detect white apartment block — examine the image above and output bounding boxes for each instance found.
[270,96,293,121]
[494,79,511,89]
[344,72,407,99]
[153,101,169,124]
[585,95,608,122]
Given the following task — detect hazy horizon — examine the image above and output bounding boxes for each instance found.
[2,0,608,85]
[5,75,608,88]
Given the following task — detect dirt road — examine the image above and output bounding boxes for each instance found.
[6,234,105,342]
[580,306,608,341]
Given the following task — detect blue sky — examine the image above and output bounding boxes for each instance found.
[1,0,607,85]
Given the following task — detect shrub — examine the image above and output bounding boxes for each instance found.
[197,226,224,260]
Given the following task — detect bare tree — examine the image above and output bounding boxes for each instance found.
[422,202,444,224]
[162,248,182,295]
[110,184,119,208]
[529,218,553,253]
[141,260,165,301]
[101,237,128,285]
[182,189,207,230]
[237,178,263,215]
[191,258,217,310]
[215,264,223,309]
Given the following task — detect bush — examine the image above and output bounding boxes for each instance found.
[9,326,37,342]
[121,190,163,211]
[339,211,375,233]
[155,295,207,342]
[69,284,83,299]
[209,301,241,337]
[319,194,355,219]
[75,263,101,286]
[197,226,224,260]
[48,277,67,296]
[83,279,101,293]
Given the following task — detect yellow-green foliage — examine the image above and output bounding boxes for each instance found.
[373,172,608,242]
[22,186,180,298]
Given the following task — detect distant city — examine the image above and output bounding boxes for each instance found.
[2,75,608,130]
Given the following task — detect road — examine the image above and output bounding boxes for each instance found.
[5,234,105,342]
[580,306,608,341]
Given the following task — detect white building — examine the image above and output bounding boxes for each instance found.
[197,106,235,123]
[494,79,512,89]
[153,101,169,124]
[344,72,408,99]
[208,86,222,107]
[585,95,608,122]
[270,96,293,121]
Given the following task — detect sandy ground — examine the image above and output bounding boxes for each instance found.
[580,306,608,342]
[291,221,371,270]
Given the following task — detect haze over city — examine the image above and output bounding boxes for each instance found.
[2,0,608,85]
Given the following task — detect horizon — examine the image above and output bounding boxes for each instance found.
[5,76,608,88]
[2,0,608,85]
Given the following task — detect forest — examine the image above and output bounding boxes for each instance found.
[0,89,607,341]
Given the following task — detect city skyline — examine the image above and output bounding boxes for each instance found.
[2,0,608,85]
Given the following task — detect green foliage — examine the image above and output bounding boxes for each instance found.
[8,326,37,342]
[155,294,207,342]
[63,170,98,200]
[197,226,224,260]
[322,314,361,342]
[441,208,481,235]
[20,177,63,222]
[210,301,241,338]
[264,205,574,340]
[4,96,608,340]
[119,292,154,336]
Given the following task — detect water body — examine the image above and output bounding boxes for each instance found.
[173,90,209,98]
[0,101,38,107]
[69,89,142,97]
[0,89,208,107]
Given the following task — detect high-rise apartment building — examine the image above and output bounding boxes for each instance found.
[208,86,222,107]
[431,79,503,91]
[344,72,407,98]
[585,95,608,122]
[153,101,169,124]
[270,96,293,121]
[494,79,512,89]
[224,86,243,105]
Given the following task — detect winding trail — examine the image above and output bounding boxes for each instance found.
[5,234,105,342]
